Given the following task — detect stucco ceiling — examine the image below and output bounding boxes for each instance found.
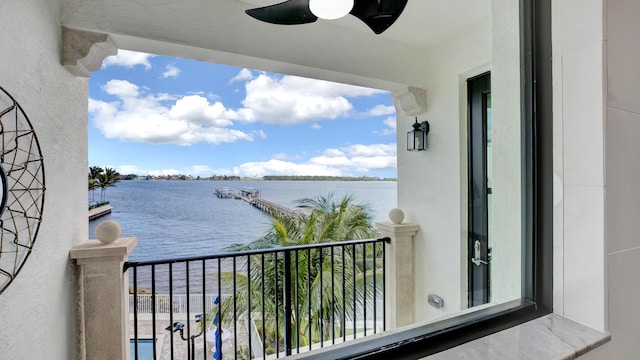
[62,0,491,89]
[237,0,490,47]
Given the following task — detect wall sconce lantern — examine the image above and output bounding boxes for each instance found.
[407,118,430,151]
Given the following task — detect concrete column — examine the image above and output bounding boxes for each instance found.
[376,221,419,329]
[70,237,137,360]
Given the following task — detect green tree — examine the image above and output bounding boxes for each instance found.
[88,166,104,204]
[213,194,382,350]
[98,167,120,202]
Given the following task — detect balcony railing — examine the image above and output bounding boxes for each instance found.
[125,237,390,360]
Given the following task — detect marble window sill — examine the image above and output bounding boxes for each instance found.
[425,314,611,359]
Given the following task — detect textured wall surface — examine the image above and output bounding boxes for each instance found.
[0,0,87,358]
[581,0,640,358]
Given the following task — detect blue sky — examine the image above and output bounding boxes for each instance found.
[89,50,397,178]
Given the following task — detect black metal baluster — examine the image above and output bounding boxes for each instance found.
[383,240,387,331]
[319,248,323,347]
[275,251,280,357]
[373,243,377,334]
[202,260,207,360]
[169,263,174,360]
[362,243,367,337]
[261,254,266,359]
[151,265,157,360]
[185,262,191,360]
[341,246,346,343]
[133,266,139,360]
[233,257,237,359]
[216,259,222,359]
[284,250,293,356]
[352,244,356,339]
[307,248,312,351]
[330,246,335,344]
[247,255,252,359]
[294,250,300,353]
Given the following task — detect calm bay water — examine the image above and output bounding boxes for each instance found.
[89,180,397,262]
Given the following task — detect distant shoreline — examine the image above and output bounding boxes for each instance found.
[119,175,397,182]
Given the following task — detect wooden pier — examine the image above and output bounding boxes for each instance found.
[215,187,298,217]
[88,203,112,221]
[248,197,299,217]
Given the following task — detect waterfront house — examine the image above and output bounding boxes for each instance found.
[0,0,635,358]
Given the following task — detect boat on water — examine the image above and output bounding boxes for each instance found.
[214,187,239,199]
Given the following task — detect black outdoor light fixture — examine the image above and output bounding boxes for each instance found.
[407,117,430,151]
[166,314,205,360]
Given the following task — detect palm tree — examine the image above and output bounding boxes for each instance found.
[88,166,104,205]
[213,193,382,351]
[98,167,120,203]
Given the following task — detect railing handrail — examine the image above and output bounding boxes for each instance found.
[124,236,390,270]
[128,236,389,358]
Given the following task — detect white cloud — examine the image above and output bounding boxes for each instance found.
[311,123,322,130]
[367,104,396,116]
[118,165,146,174]
[169,95,236,127]
[161,64,181,78]
[383,116,397,129]
[89,80,253,146]
[103,50,155,69]
[234,159,343,178]
[238,74,384,125]
[89,74,389,147]
[310,143,397,173]
[230,68,254,83]
[148,169,181,176]
[231,143,396,177]
[103,79,140,98]
[115,165,232,177]
[373,116,397,136]
[188,165,232,176]
[113,142,396,178]
[253,129,267,139]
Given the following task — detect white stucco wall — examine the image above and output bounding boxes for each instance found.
[488,0,522,305]
[395,0,522,322]
[551,0,607,335]
[396,18,491,322]
[574,0,640,358]
[0,0,87,358]
[396,2,522,319]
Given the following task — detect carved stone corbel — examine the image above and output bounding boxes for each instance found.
[391,86,427,116]
[62,27,117,77]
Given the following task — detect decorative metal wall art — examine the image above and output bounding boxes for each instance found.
[0,86,45,295]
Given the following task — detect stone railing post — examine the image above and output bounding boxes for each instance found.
[376,209,419,329]
[70,221,137,360]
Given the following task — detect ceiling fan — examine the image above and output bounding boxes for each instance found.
[245,0,408,34]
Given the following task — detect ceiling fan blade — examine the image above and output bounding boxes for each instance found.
[350,0,408,34]
[246,0,318,25]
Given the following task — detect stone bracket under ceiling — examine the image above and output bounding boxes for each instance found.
[392,86,427,116]
[62,27,117,77]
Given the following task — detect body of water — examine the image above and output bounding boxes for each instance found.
[89,180,397,261]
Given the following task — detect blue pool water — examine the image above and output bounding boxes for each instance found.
[130,339,154,359]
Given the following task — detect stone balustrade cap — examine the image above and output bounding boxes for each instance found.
[70,237,138,262]
[376,221,420,235]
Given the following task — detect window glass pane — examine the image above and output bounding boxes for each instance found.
[396,0,524,325]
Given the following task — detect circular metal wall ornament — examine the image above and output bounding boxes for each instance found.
[0,86,45,295]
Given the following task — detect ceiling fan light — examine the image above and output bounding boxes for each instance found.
[309,0,354,20]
